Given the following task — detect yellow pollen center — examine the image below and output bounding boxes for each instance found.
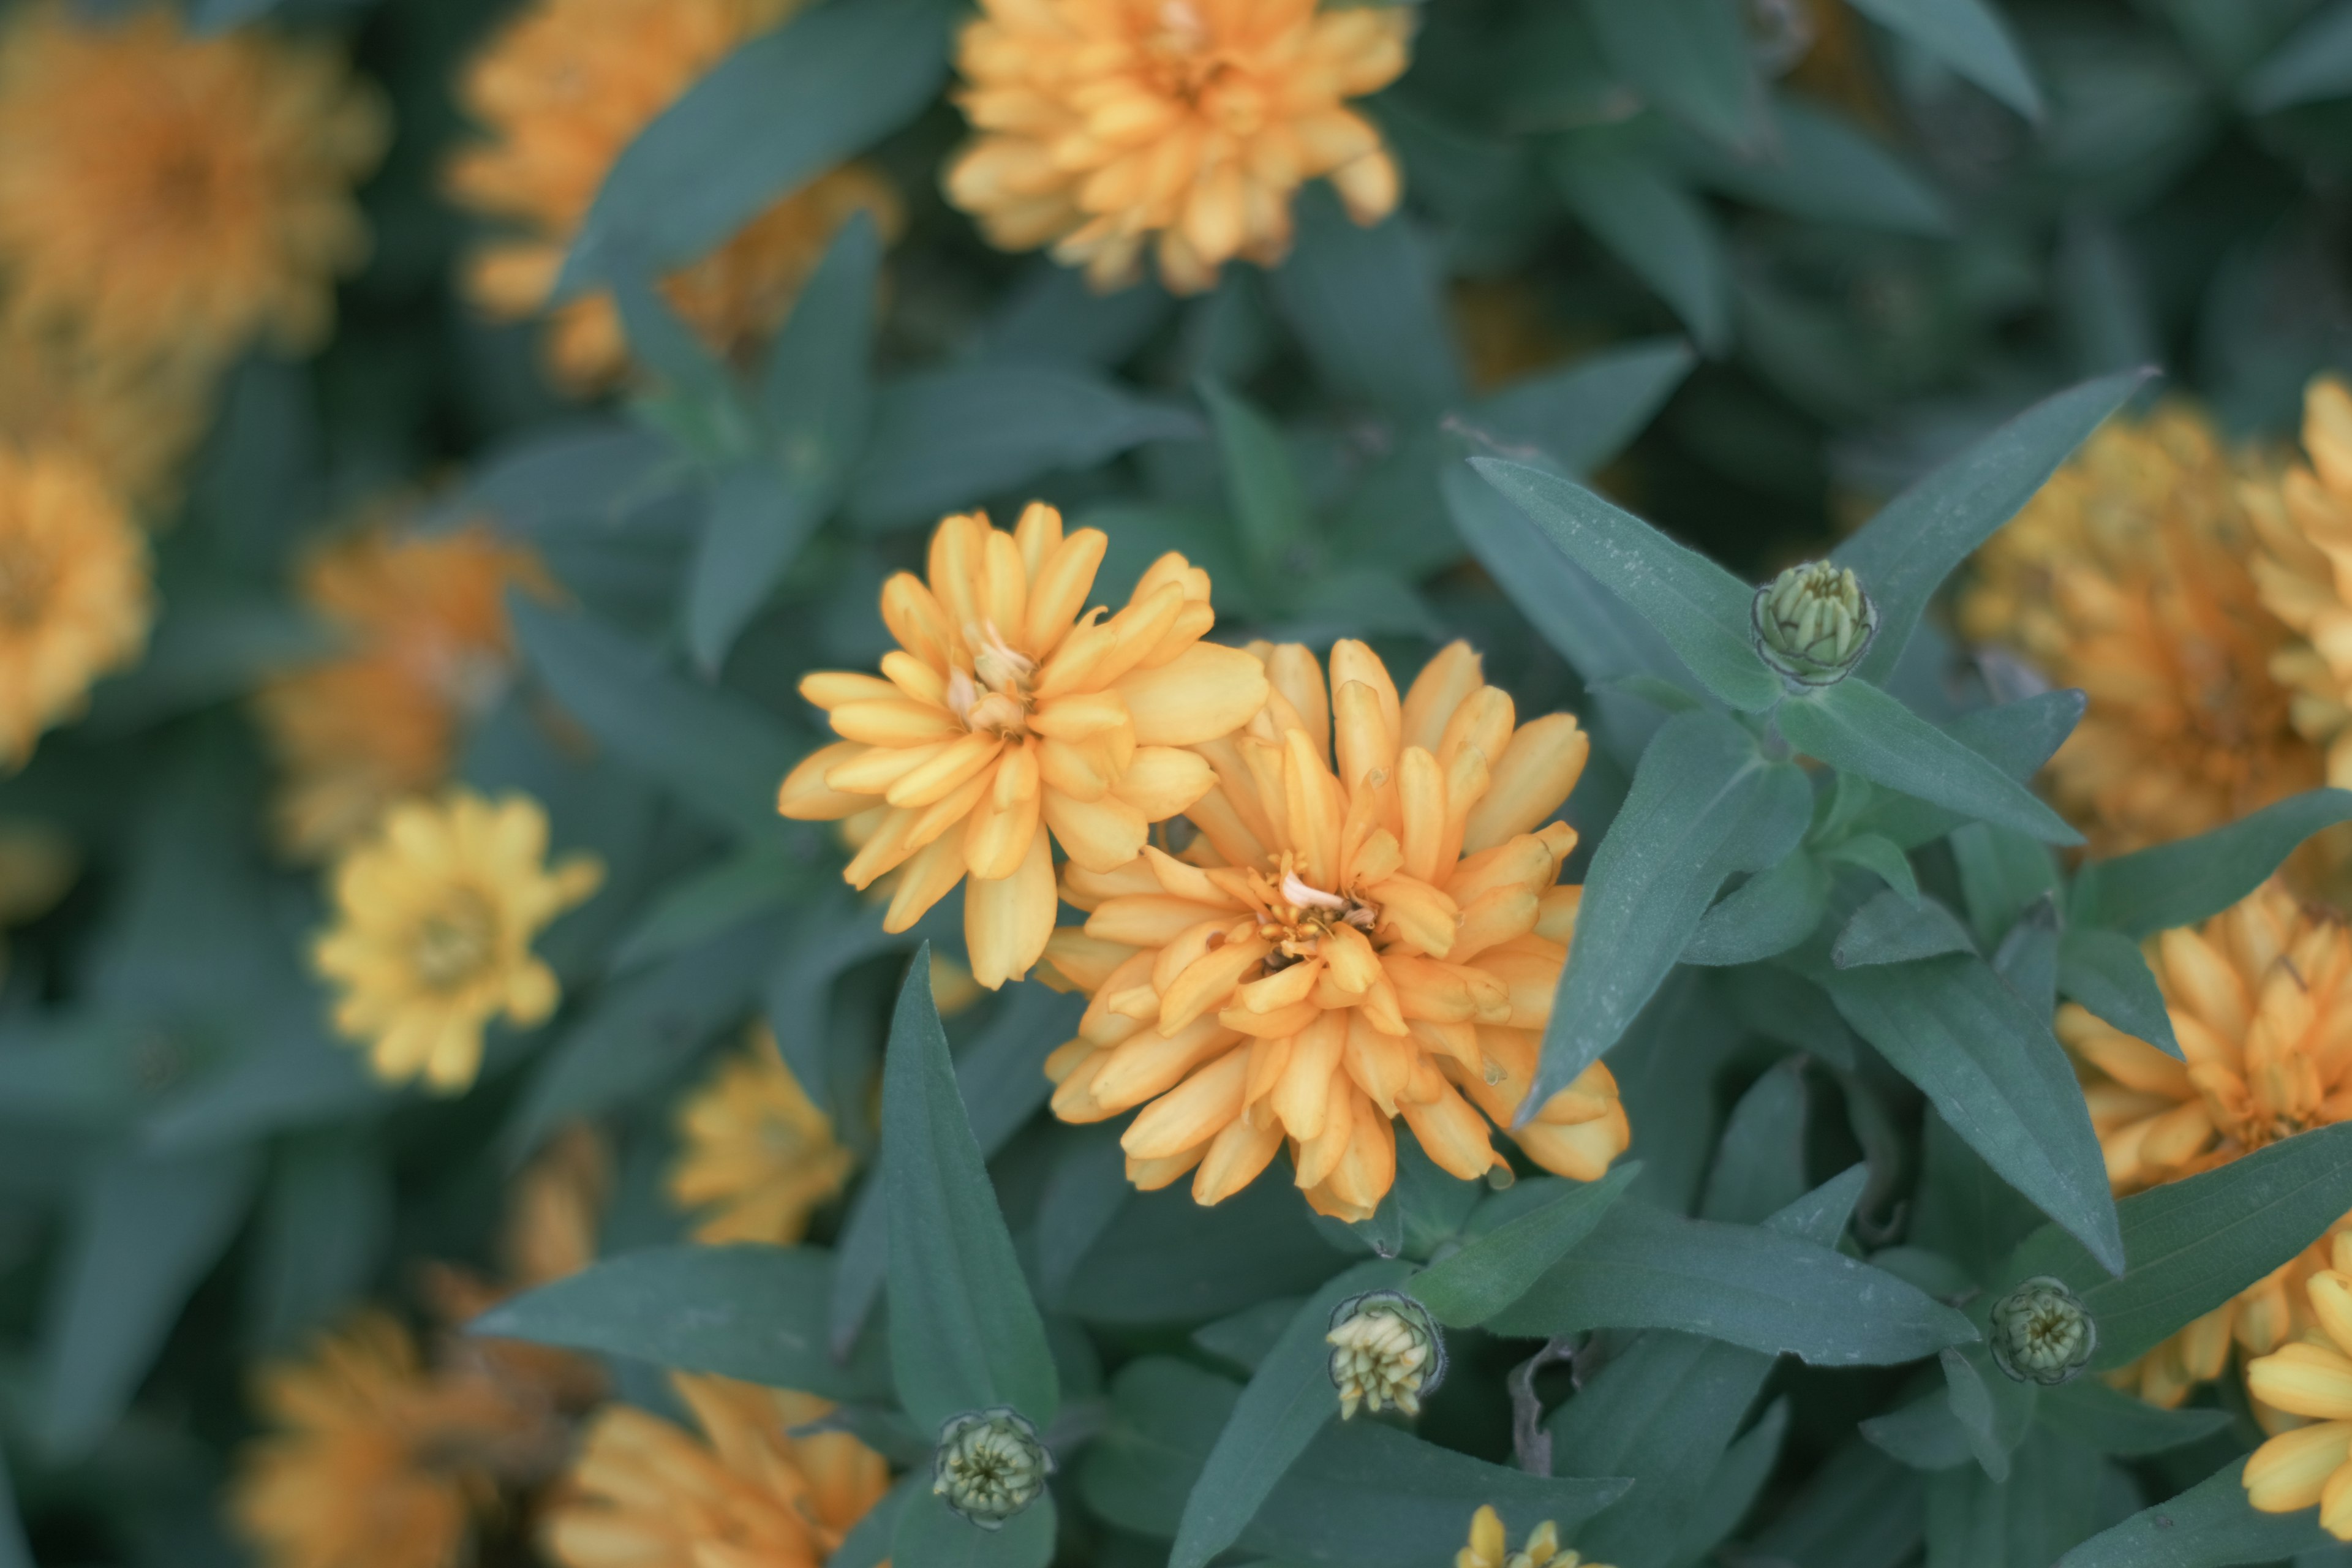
[1139,0,1258,126]
[949,620,1036,738]
[412,888,498,992]
[1253,857,1379,967]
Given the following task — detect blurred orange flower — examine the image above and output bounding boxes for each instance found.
[0,444,151,768]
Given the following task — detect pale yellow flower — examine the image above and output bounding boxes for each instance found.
[0,4,385,366]
[447,0,900,393]
[668,1024,854,1244]
[2244,1233,2352,1538]
[944,0,1411,293]
[2250,377,2352,790]
[778,503,1268,989]
[0,443,151,767]
[543,1373,890,1568]
[1458,1504,1613,1568]
[1041,639,1629,1219]
[313,789,602,1094]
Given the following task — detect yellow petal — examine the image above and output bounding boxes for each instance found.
[1092,1016,1245,1115]
[778,741,874,820]
[1462,714,1589,854]
[1122,1046,1251,1159]
[1043,789,1150,872]
[2252,1343,2352,1420]
[1400,642,1483,756]
[965,827,1057,988]
[1117,642,1272,746]
[1113,745,1215,819]
[829,699,961,747]
[1025,524,1105,655]
[1193,1114,1284,1205]
[883,831,967,934]
[2247,1422,2352,1512]
[1273,1011,1348,1142]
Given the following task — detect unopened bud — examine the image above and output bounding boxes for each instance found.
[1327,1289,1444,1420]
[1753,561,1878,687]
[932,1406,1054,1528]
[1989,1276,2096,1385]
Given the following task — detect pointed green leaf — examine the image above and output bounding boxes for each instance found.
[1860,1388,1974,1472]
[1779,679,2083,845]
[1200,378,1314,591]
[1676,96,1952,235]
[1683,852,1829,967]
[1410,1165,1639,1327]
[1856,690,2086,849]
[0,1447,24,1568]
[685,464,818,675]
[892,1487,1058,1568]
[1675,1395,1792,1565]
[1698,1061,1810,1224]
[757,208,880,468]
[1834,890,1977,968]
[1583,0,1765,150]
[1551,142,1733,353]
[2242,0,2352,111]
[1266,189,1463,420]
[1951,822,2062,949]
[2057,927,2183,1061]
[1819,833,1920,903]
[1836,372,2149,682]
[1472,338,1695,476]
[2037,1378,2231,1457]
[883,948,1059,1430]
[2069,788,2352,937]
[1843,0,2046,121]
[1991,895,2060,1016]
[1939,1343,2037,1482]
[1468,461,1777,710]
[2056,1458,2339,1566]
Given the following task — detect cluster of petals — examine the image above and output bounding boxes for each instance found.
[2244,1233,2352,1538]
[780,503,1268,988]
[0,443,151,768]
[1042,638,1629,1218]
[944,0,1411,293]
[2250,377,2352,790]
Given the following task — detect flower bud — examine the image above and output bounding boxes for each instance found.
[932,1406,1054,1528]
[1327,1289,1445,1419]
[1989,1276,2097,1385]
[1753,560,1879,687]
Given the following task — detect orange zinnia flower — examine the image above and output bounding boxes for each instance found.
[2251,376,2352,788]
[1041,639,1629,1219]
[0,443,152,767]
[778,503,1268,989]
[944,0,1412,293]
[2243,1233,2352,1538]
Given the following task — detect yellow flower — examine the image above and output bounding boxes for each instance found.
[943,0,1411,294]
[668,1023,854,1244]
[1040,639,1629,1219]
[778,503,1268,989]
[543,1373,891,1568]
[313,789,603,1094]
[228,1313,549,1568]
[0,317,211,515]
[2244,1232,2352,1538]
[0,4,385,366]
[2250,376,2352,789]
[1457,1505,1614,1568]
[447,0,901,394]
[1958,406,2319,856]
[2060,879,2352,1413]
[0,443,152,768]
[255,518,549,861]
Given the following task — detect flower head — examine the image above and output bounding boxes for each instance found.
[447,0,900,393]
[545,1373,891,1568]
[256,518,549,861]
[779,503,1268,988]
[2251,377,2352,788]
[1960,406,2318,856]
[0,317,210,514]
[2243,1232,2352,1539]
[0,443,151,767]
[943,0,1412,294]
[0,4,384,366]
[1754,560,1876,686]
[1327,1289,1444,1419]
[1041,639,1630,1219]
[1458,1506,1613,1568]
[313,789,603,1093]
[932,1406,1055,1528]
[668,1023,853,1244]
[1988,1276,2096,1385]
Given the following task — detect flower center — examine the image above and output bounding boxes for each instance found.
[946,620,1035,739]
[412,888,498,992]
[1252,856,1379,967]
[1138,0,1257,126]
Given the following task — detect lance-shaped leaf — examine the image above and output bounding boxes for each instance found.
[469,1245,891,1400]
[1836,370,2148,682]
[1409,1164,1640,1327]
[2056,927,2182,1061]
[1996,1121,2352,1369]
[1833,889,1975,969]
[1527,710,1811,1112]
[2241,1,2352,113]
[1200,377,1314,595]
[1682,853,1828,967]
[883,946,1060,1431]
[1818,954,2124,1273]
[0,1447,24,1568]
[1470,458,1781,711]
[2069,788,2352,937]
[1842,0,2046,121]
[1778,679,2082,846]
[893,1489,1058,1568]
[1472,338,1695,477]
[2056,1458,2339,1567]
[1855,689,2086,850]
[2037,1379,2230,1457]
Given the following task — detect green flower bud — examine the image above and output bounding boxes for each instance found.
[1989,1276,2097,1386]
[932,1406,1054,1528]
[1327,1289,1445,1419]
[1753,560,1879,687]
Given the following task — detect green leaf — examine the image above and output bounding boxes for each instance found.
[509,594,801,840]
[1997,1121,2352,1368]
[1951,822,2062,949]
[1843,0,2046,120]
[554,0,948,296]
[1470,461,1776,710]
[1820,833,1920,903]
[2241,0,2352,111]
[1200,378,1315,592]
[1550,143,1732,355]
[1698,1060,1810,1224]
[1472,339,1696,476]
[831,1473,921,1568]
[2056,929,2184,1062]
[883,948,1059,1431]
[684,465,818,675]
[2037,1378,2232,1457]
[756,208,880,470]
[38,1145,263,1458]
[1834,890,1977,968]
[1675,96,1952,235]
[846,365,1201,530]
[891,1487,1058,1567]
[1055,1179,1344,1326]
[249,1133,391,1349]
[1855,690,2087,850]
[1265,189,1463,420]
[1818,954,2124,1272]
[611,846,807,970]
[1683,852,1830,967]
[1837,372,2149,682]
[1991,895,2060,1017]
[1939,1343,2038,1482]
[1752,1439,1928,1567]
[0,1447,26,1568]
[1583,0,1765,149]
[1674,1396,1791,1566]
[1529,711,1811,1109]
[1860,1387,1975,1472]
[1409,1165,1639,1327]
[2056,1458,2339,1567]
[2069,788,2352,937]
[1169,1259,1410,1568]
[1779,679,2083,845]
[1483,1174,1977,1363]
[469,1244,890,1399]
[1926,1427,2105,1567]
